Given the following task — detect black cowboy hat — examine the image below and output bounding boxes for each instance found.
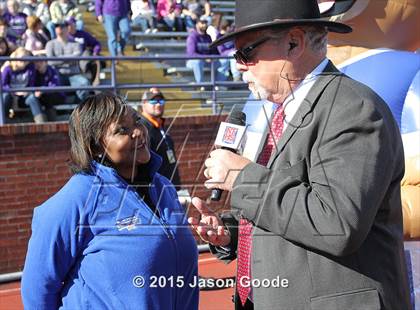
[210,0,352,47]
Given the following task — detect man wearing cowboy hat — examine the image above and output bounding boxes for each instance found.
[188,0,412,309]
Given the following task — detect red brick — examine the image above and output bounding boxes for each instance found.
[0,115,223,272]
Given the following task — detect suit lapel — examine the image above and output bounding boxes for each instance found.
[267,61,342,167]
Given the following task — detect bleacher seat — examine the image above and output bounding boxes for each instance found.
[135,40,186,51]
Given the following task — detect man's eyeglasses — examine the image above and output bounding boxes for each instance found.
[149,99,166,105]
[233,37,270,64]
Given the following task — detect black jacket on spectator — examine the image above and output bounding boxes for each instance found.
[139,115,181,190]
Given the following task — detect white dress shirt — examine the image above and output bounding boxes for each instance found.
[282,58,329,132]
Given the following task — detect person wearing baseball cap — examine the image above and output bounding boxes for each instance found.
[45,20,91,102]
[188,1,411,309]
[139,87,181,190]
[186,15,228,85]
[66,16,103,85]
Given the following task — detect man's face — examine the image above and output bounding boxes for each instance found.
[67,23,76,34]
[143,96,165,118]
[234,30,293,103]
[196,21,208,34]
[55,25,68,38]
[35,60,47,73]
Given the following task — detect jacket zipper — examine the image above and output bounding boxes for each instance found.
[147,183,178,310]
[130,183,178,310]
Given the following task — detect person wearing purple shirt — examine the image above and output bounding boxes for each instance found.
[67,17,101,55]
[0,47,41,124]
[95,0,131,57]
[66,16,104,84]
[3,0,27,43]
[25,57,66,121]
[186,18,226,85]
[0,16,18,52]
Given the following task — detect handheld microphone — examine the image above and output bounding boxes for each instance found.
[210,110,247,201]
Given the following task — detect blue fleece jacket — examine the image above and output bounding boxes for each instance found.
[21,153,199,310]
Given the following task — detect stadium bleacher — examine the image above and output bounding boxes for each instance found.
[1,0,246,123]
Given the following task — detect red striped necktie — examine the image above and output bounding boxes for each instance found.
[236,104,285,306]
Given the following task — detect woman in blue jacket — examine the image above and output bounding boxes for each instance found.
[21,92,199,309]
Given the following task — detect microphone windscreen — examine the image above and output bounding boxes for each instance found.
[227,110,246,126]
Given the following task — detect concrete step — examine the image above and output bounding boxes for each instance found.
[135,40,186,50]
[212,7,235,14]
[131,31,189,39]
[209,0,235,8]
[164,66,210,75]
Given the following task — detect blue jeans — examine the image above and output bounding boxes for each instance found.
[163,16,184,31]
[25,94,44,116]
[184,16,196,31]
[132,15,155,31]
[60,74,91,101]
[103,14,131,56]
[0,93,13,124]
[46,21,56,39]
[186,59,227,83]
[219,51,241,81]
[0,93,43,123]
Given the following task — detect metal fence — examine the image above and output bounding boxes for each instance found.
[0,55,247,125]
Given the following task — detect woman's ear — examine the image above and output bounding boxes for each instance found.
[92,140,105,160]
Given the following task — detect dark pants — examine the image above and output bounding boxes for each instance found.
[59,73,91,101]
[235,294,254,310]
[26,93,64,121]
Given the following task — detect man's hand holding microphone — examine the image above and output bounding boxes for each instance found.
[188,110,251,246]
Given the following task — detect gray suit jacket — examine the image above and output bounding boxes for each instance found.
[212,62,412,310]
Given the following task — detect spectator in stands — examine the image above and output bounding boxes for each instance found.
[131,0,157,33]
[0,47,45,123]
[139,87,181,189]
[186,17,226,85]
[45,22,90,102]
[25,56,65,121]
[216,20,240,81]
[156,0,183,31]
[0,1,5,16]
[66,16,103,85]
[0,16,17,52]
[49,0,83,38]
[3,0,27,44]
[182,0,211,31]
[23,16,50,55]
[205,11,221,41]
[0,36,11,57]
[22,0,39,17]
[21,92,199,310]
[96,0,131,57]
[66,17,102,55]
[36,0,54,38]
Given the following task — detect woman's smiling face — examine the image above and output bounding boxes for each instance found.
[102,107,150,179]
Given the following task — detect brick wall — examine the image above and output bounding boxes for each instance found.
[0,115,228,274]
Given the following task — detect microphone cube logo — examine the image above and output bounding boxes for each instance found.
[222,126,238,145]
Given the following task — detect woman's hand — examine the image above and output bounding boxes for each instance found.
[187,197,231,247]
